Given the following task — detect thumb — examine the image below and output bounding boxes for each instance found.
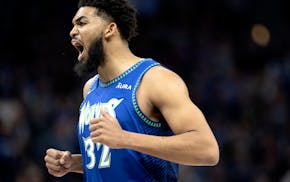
[59,151,71,165]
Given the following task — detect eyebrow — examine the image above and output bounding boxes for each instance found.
[72,16,88,24]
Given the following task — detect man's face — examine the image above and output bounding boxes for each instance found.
[70,7,108,76]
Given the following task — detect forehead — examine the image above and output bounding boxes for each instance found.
[72,6,98,21]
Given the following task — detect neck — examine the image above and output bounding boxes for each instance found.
[97,40,141,82]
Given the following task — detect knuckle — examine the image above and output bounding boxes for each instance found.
[65,151,71,156]
[98,123,104,128]
[90,119,96,124]
[47,148,55,153]
[90,131,96,137]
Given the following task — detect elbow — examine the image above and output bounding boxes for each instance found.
[186,140,220,166]
[207,149,219,166]
[205,142,219,166]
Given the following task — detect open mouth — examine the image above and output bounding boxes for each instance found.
[71,39,85,61]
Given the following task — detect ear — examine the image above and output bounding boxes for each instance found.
[104,22,117,39]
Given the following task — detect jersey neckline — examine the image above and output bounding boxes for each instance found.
[98,58,148,88]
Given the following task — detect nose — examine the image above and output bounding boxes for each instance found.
[70,26,78,38]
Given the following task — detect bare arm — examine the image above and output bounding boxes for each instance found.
[124,67,219,165]
[89,67,219,166]
[123,107,218,165]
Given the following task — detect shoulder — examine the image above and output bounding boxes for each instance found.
[143,65,188,93]
[83,76,97,99]
[142,65,190,107]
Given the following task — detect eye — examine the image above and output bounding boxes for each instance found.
[78,21,87,26]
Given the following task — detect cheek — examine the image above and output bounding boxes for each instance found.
[82,31,101,48]
[86,25,102,38]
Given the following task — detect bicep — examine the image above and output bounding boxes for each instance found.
[149,69,209,135]
[160,98,208,135]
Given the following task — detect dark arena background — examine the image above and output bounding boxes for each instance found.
[0,0,290,181]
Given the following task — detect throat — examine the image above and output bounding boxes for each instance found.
[97,56,143,83]
[97,66,119,83]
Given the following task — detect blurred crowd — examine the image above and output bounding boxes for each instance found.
[0,0,289,181]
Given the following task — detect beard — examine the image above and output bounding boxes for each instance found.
[73,35,104,77]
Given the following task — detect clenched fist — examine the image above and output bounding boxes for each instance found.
[44,148,72,177]
[89,109,128,149]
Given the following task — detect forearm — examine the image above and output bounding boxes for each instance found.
[69,154,83,174]
[123,131,219,166]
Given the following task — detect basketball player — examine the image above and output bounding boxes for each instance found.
[44,0,219,181]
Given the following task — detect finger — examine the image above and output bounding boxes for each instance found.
[100,109,121,126]
[46,149,62,159]
[90,129,103,138]
[100,109,110,118]
[48,168,59,176]
[91,135,104,144]
[100,109,116,122]
[89,123,103,131]
[60,151,71,165]
[46,162,62,172]
[48,168,67,177]
[45,155,60,166]
[90,118,101,124]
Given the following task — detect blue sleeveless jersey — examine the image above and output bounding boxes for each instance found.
[78,59,178,182]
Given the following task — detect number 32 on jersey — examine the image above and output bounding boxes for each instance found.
[82,137,111,169]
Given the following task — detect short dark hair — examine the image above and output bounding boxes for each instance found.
[78,0,138,41]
